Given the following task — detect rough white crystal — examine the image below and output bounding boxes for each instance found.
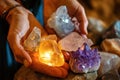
[24,27,41,51]
[47,5,75,38]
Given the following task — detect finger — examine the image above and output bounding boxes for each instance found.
[62,51,70,62]
[16,35,32,65]
[31,57,68,78]
[75,5,88,34]
[61,62,69,70]
[15,54,30,67]
[58,67,68,78]
[8,34,32,66]
[14,55,23,64]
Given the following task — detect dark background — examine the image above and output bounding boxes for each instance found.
[78,0,120,27]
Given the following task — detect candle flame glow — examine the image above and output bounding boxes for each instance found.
[38,39,65,67]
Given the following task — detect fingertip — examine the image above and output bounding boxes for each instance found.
[79,23,88,34]
[23,53,32,67]
[24,58,32,67]
[16,41,32,66]
[81,28,88,34]
[25,52,32,65]
[75,5,88,34]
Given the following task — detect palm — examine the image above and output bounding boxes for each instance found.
[44,0,88,34]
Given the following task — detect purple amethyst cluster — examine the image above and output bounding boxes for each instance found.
[69,43,101,73]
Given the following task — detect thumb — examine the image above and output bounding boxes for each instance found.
[75,6,88,34]
[16,36,32,66]
[8,34,32,67]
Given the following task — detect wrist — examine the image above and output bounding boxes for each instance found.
[0,0,20,17]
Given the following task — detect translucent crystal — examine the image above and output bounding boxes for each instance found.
[47,5,75,38]
[69,43,101,73]
[58,32,92,51]
[24,27,41,51]
[38,35,65,67]
[41,34,58,41]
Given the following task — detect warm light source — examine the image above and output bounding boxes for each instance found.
[38,39,65,67]
[23,27,65,67]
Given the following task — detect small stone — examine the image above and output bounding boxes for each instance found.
[24,27,41,51]
[102,20,120,39]
[58,32,93,51]
[98,52,120,76]
[47,5,75,38]
[87,17,107,45]
[84,71,98,80]
[96,69,120,80]
[101,38,120,56]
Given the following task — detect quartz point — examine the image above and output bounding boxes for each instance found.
[24,27,41,51]
[38,35,65,67]
[47,5,75,38]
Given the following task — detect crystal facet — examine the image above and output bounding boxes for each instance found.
[24,27,41,51]
[58,32,93,51]
[47,6,75,38]
[38,35,65,67]
[69,43,101,73]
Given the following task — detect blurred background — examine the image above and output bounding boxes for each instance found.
[78,0,120,26]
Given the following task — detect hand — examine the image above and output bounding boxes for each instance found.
[44,0,88,34]
[29,52,69,78]
[7,4,69,78]
[7,6,47,66]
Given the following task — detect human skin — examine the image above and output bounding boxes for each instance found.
[0,0,88,78]
[44,0,88,34]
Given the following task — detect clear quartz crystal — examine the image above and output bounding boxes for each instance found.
[24,27,41,51]
[47,5,75,38]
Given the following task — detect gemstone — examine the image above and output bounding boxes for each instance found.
[58,32,93,51]
[47,5,75,38]
[38,35,65,67]
[69,43,101,73]
[24,27,41,51]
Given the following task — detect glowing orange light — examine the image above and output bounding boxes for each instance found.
[38,39,65,67]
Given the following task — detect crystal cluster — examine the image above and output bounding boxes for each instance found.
[69,43,101,73]
[47,6,75,38]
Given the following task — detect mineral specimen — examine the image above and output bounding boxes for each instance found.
[98,52,120,76]
[47,5,75,38]
[69,43,101,73]
[38,35,65,67]
[87,17,107,45]
[101,38,120,56]
[58,32,93,51]
[102,20,120,39]
[24,27,41,51]
[96,69,120,80]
